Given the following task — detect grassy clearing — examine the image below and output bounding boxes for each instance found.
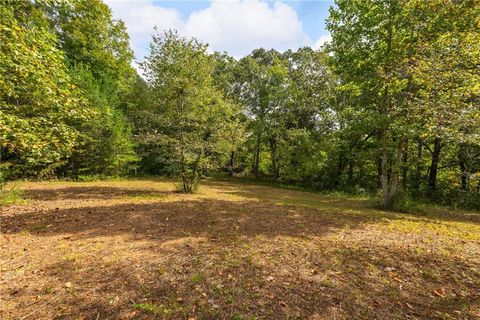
[0,178,479,319]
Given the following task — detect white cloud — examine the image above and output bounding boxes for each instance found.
[106,0,183,61]
[313,34,332,50]
[106,0,329,64]
[184,0,310,57]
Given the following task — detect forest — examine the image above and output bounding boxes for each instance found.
[1,0,479,210]
[1,1,480,319]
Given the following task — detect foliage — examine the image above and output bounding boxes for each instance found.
[326,0,480,209]
[0,1,86,177]
[0,0,140,179]
[1,0,479,209]
[142,31,240,192]
[44,0,139,177]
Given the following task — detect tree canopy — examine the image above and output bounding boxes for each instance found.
[1,0,479,209]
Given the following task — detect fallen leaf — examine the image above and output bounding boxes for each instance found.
[434,288,446,297]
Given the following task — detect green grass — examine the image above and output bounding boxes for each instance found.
[0,186,26,206]
[132,302,161,314]
[191,273,204,284]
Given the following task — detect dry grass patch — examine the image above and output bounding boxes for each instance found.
[1,179,479,319]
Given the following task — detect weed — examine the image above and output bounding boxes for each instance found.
[133,302,160,314]
[31,224,47,232]
[191,273,204,284]
[226,292,234,304]
[321,278,335,288]
[421,269,438,282]
[125,194,166,202]
[0,185,25,206]
[77,175,127,182]
[139,285,153,298]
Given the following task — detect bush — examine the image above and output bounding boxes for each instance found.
[436,189,480,210]
[372,190,424,214]
[176,176,199,193]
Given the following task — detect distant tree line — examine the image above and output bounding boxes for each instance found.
[1,0,479,209]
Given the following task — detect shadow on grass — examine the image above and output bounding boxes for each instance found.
[203,180,480,226]
[23,186,173,201]
[3,182,479,241]
[1,198,364,240]
[1,183,479,319]
[8,235,480,319]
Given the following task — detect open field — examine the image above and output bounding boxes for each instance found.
[1,179,479,319]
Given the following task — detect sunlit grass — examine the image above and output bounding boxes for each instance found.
[0,185,26,206]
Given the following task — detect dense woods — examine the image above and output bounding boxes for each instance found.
[1,0,479,210]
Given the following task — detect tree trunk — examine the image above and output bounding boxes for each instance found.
[427,137,442,197]
[413,139,423,193]
[253,131,261,178]
[388,137,406,201]
[269,138,279,181]
[335,154,345,189]
[380,1,394,208]
[402,139,408,192]
[228,151,235,176]
[380,127,390,208]
[458,144,468,190]
[178,90,191,193]
[347,160,354,186]
[377,156,382,189]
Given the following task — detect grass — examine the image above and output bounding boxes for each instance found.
[132,302,161,314]
[191,273,204,284]
[0,184,26,206]
[0,178,479,319]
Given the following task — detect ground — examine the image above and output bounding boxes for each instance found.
[1,179,479,320]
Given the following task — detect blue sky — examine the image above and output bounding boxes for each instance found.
[106,0,334,63]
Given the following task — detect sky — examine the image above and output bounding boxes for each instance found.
[105,0,334,65]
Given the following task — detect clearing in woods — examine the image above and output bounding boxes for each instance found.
[1,179,479,319]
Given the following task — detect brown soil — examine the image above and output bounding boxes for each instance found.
[1,179,479,319]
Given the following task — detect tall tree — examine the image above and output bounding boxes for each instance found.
[328,0,414,208]
[237,49,291,178]
[0,0,88,177]
[407,0,480,198]
[143,31,239,192]
[42,0,139,176]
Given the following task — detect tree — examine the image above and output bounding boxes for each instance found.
[328,0,418,208]
[279,48,336,184]
[38,0,139,177]
[0,0,87,178]
[406,0,480,198]
[211,52,247,175]
[143,30,239,192]
[236,49,291,178]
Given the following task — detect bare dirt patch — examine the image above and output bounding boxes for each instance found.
[1,179,479,319]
